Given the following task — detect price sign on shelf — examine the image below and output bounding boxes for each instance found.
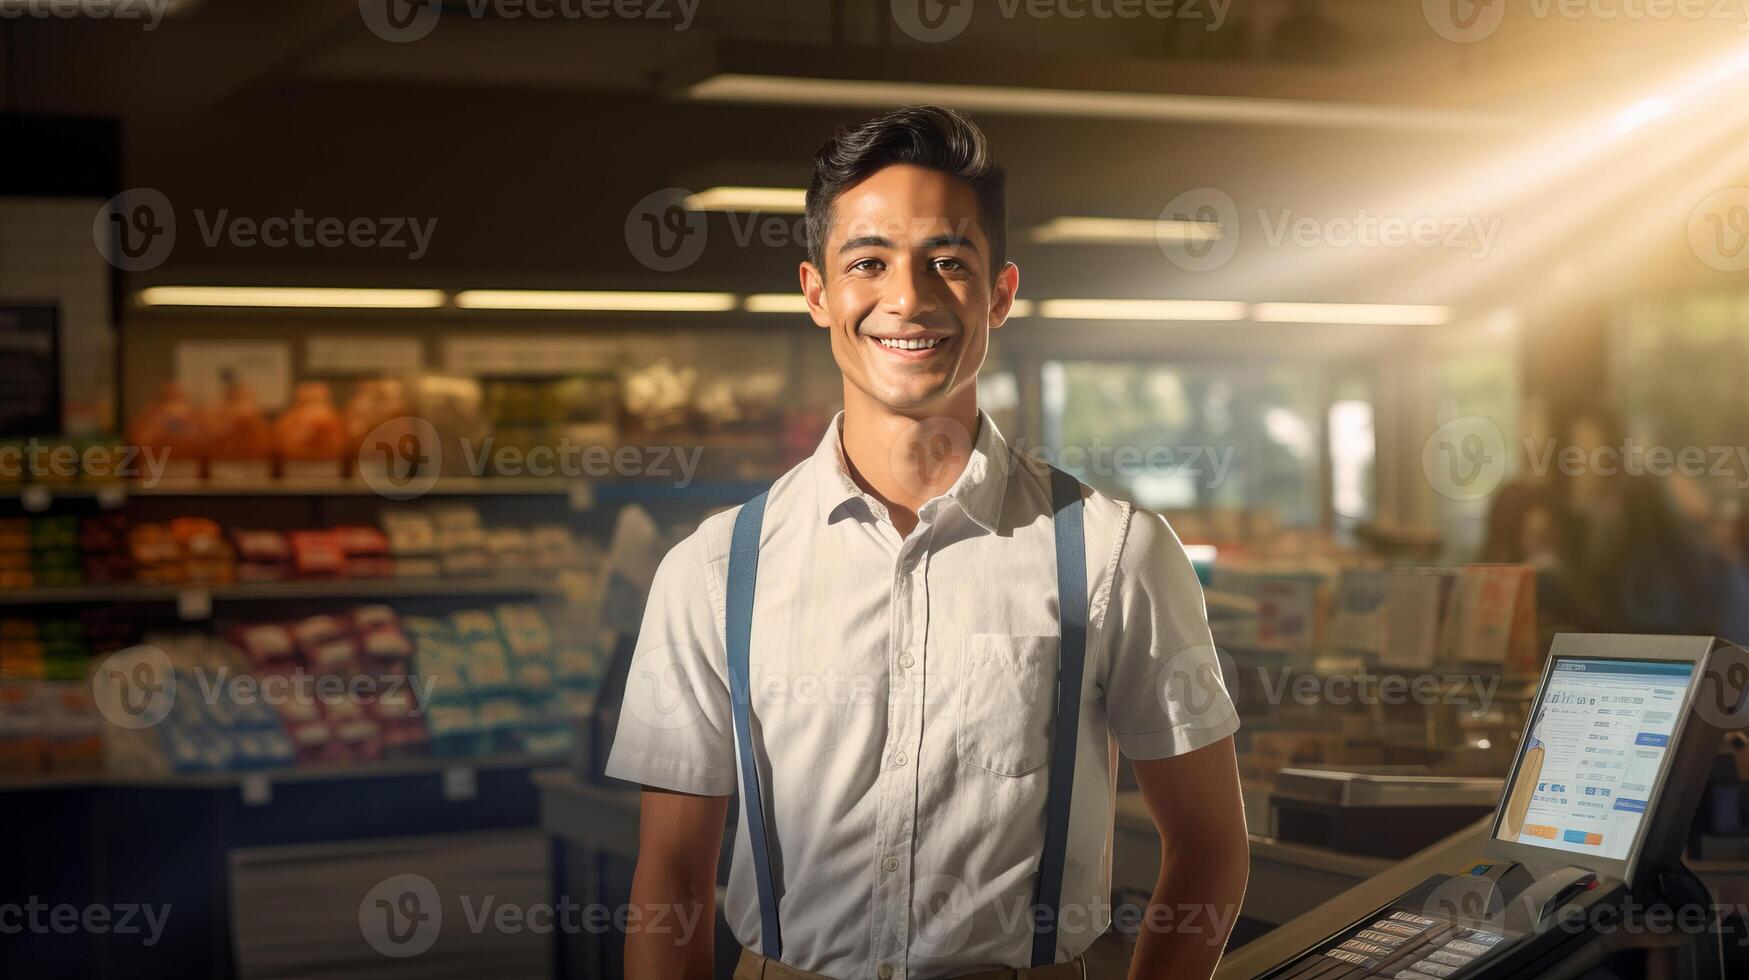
[19,485,50,512]
[241,773,272,807]
[177,588,213,621]
[442,766,478,802]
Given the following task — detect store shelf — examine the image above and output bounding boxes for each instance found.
[3,477,773,503]
[0,573,567,606]
[0,751,568,793]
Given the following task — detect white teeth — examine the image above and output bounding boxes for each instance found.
[875,337,943,350]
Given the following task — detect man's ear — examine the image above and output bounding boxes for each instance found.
[799,261,832,329]
[988,262,1021,330]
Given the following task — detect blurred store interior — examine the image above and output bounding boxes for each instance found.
[5,0,1749,977]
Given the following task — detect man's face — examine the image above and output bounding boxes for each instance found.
[801,164,1018,417]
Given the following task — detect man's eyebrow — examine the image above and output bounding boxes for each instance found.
[836,233,982,254]
[837,234,893,254]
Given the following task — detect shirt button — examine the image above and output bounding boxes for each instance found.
[883,856,899,873]
[893,751,907,767]
[878,965,894,979]
[898,653,915,669]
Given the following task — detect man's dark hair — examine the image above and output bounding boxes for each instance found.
[804,105,1007,276]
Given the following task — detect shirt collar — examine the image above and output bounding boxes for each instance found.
[811,409,1010,533]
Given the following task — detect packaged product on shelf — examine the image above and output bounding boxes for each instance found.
[333,525,392,578]
[128,381,206,484]
[171,517,236,585]
[231,623,296,667]
[352,604,397,632]
[275,381,348,480]
[484,528,531,571]
[231,528,290,582]
[529,525,579,569]
[80,514,135,584]
[410,375,487,478]
[381,510,440,577]
[202,374,275,484]
[344,379,411,477]
[288,530,345,578]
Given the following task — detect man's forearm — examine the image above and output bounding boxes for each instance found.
[1127,833,1249,980]
[625,865,716,980]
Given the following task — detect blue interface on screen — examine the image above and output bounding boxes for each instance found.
[1496,658,1695,861]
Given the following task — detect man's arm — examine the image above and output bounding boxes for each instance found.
[625,786,731,980]
[1127,735,1249,980]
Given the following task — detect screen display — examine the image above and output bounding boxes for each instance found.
[1496,657,1695,861]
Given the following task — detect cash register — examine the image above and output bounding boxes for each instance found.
[1258,634,1749,980]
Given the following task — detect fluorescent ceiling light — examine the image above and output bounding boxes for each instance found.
[1031,216,1223,245]
[1252,302,1451,325]
[1007,299,1033,318]
[137,287,446,309]
[685,75,1523,134]
[743,293,810,313]
[684,187,808,213]
[454,290,739,312]
[1039,299,1247,321]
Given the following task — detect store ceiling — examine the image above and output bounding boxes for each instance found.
[6,0,1748,332]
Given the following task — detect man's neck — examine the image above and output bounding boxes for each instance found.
[839,386,980,535]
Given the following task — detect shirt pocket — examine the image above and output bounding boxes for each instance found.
[955,633,1059,776]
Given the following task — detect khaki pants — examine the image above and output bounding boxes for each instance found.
[733,946,1088,980]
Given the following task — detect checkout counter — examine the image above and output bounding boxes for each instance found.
[1231,633,1749,980]
[538,633,1749,979]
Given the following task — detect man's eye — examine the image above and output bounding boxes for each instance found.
[933,257,967,273]
[849,258,884,273]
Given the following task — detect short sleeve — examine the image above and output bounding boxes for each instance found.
[602,531,737,795]
[1100,508,1240,760]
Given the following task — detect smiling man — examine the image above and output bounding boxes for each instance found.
[607,106,1248,980]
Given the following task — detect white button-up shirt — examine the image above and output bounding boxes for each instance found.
[605,410,1239,979]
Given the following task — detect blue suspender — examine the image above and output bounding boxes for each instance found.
[723,465,1088,968]
[727,491,783,959]
[1032,465,1088,967]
